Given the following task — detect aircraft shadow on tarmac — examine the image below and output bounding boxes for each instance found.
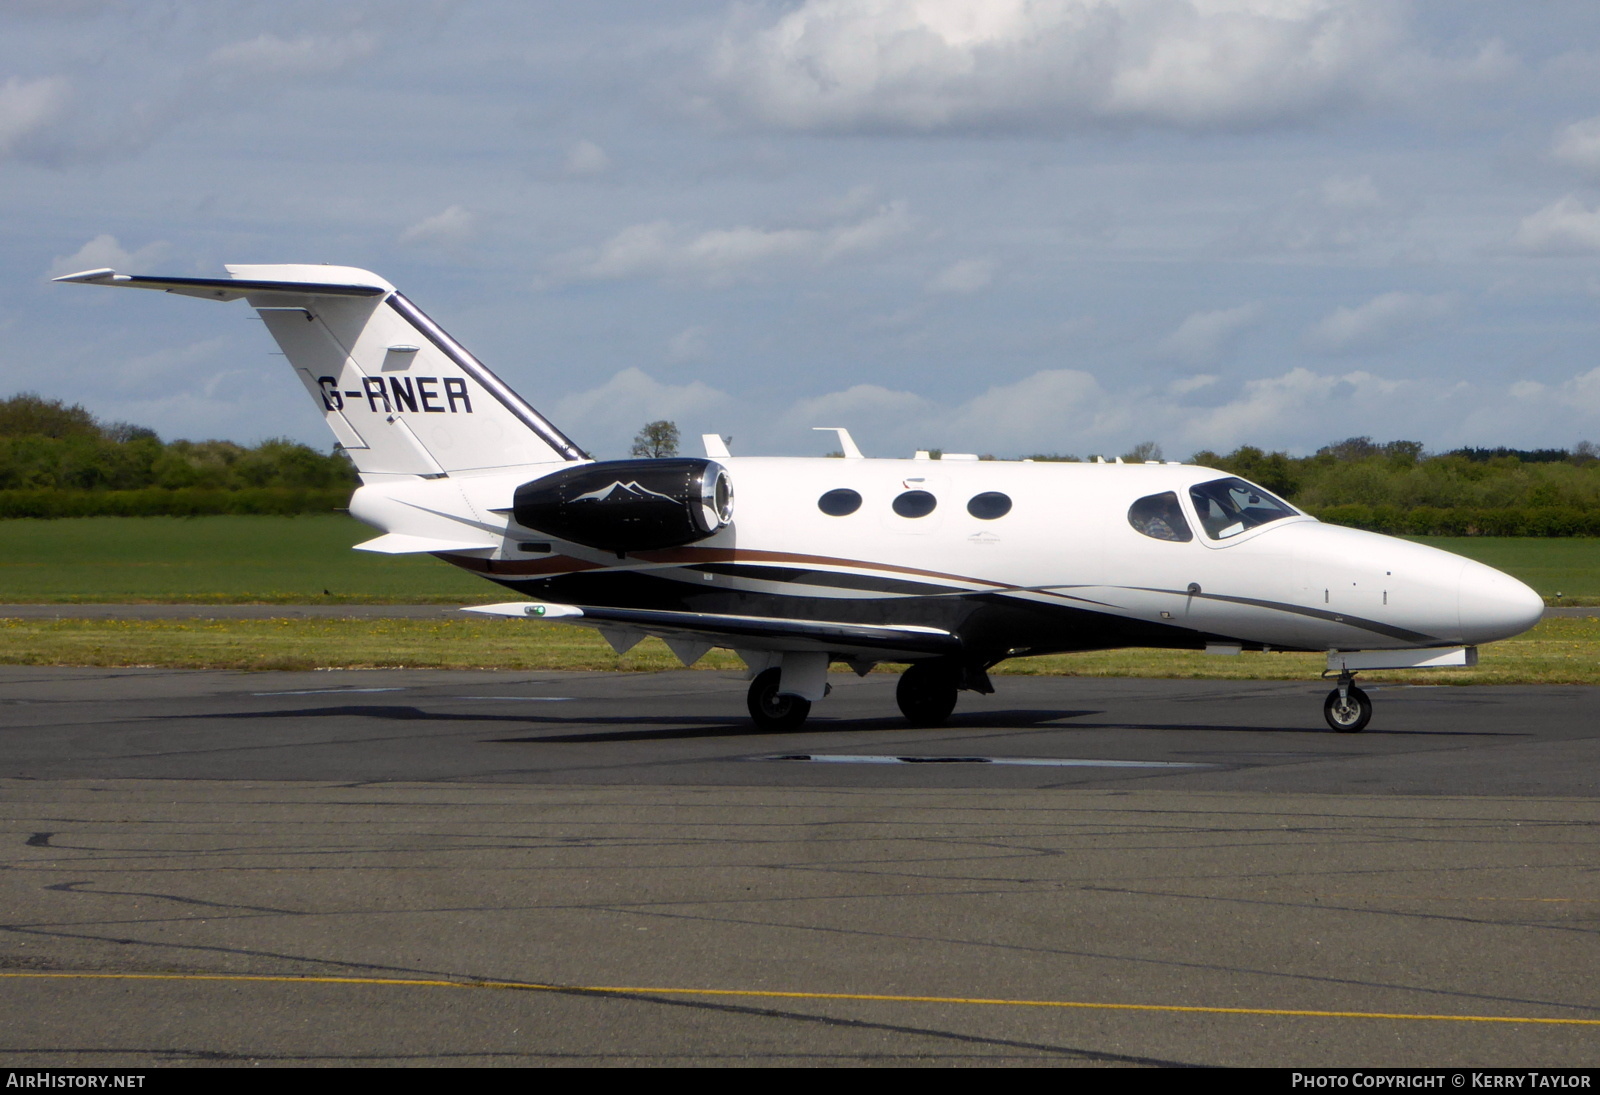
[497,709,1105,744]
[169,703,1101,743]
[1060,721,1520,738]
[160,702,1512,744]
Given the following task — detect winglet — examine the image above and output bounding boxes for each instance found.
[52,268,118,284]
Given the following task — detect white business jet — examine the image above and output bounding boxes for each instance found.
[58,264,1545,733]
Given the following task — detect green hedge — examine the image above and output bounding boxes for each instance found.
[0,488,353,518]
[1310,505,1600,536]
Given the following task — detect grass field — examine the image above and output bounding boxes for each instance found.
[1,614,1594,683]
[0,515,1596,604]
[1405,536,1600,602]
[0,516,1595,682]
[0,515,489,603]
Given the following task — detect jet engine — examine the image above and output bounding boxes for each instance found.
[511,458,734,552]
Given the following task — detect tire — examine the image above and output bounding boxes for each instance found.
[897,661,959,728]
[747,667,811,732]
[1323,684,1372,733]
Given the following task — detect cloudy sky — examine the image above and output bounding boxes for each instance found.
[7,1,1600,460]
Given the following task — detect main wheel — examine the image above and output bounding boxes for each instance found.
[747,667,811,732]
[1323,684,1372,733]
[897,661,959,728]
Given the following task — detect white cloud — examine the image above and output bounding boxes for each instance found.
[551,200,911,284]
[1306,291,1454,353]
[1169,373,1219,396]
[706,0,1470,133]
[949,369,1129,448]
[1181,365,1401,444]
[564,139,611,176]
[1552,116,1600,177]
[779,384,933,441]
[667,326,709,362]
[1156,302,1262,364]
[47,233,167,278]
[551,367,734,453]
[207,32,376,76]
[1226,173,1404,253]
[1318,173,1382,211]
[111,336,232,394]
[1560,366,1600,414]
[1510,195,1600,254]
[758,363,1530,457]
[397,205,479,248]
[0,75,69,158]
[926,257,996,294]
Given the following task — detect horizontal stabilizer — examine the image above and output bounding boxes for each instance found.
[463,602,585,619]
[460,601,960,659]
[52,266,390,301]
[353,533,496,555]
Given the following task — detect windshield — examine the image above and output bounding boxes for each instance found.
[1188,477,1298,540]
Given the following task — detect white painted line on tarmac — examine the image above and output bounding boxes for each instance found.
[758,754,1213,768]
[252,688,407,696]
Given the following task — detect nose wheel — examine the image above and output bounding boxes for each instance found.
[1323,678,1372,733]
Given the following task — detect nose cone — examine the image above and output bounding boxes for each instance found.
[1458,559,1544,643]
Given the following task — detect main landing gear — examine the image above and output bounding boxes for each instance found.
[744,658,984,732]
[746,667,810,732]
[896,660,959,728]
[1323,669,1372,733]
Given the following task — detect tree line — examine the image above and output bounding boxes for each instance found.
[0,393,355,517]
[1020,437,1600,536]
[6,396,1600,534]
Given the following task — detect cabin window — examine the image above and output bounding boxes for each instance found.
[967,491,1012,520]
[892,490,937,518]
[1188,477,1297,540]
[1128,492,1193,542]
[818,488,862,516]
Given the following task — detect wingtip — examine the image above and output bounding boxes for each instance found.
[52,268,119,284]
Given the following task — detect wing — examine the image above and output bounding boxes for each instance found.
[462,601,960,663]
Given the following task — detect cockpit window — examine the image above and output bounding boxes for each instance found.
[1188,477,1298,540]
[1128,491,1193,542]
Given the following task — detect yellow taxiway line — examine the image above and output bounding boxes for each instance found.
[2,971,1596,1027]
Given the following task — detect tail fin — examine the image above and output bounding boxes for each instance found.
[55,264,586,477]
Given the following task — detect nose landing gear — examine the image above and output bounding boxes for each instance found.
[1323,670,1372,733]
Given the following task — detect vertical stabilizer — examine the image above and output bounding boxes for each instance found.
[55,264,586,478]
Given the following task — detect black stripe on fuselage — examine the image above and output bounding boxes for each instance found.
[1127,586,1441,645]
[476,568,1250,658]
[687,562,958,597]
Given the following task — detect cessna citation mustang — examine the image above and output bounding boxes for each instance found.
[58,264,1545,733]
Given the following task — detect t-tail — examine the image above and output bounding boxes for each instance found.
[53,264,586,479]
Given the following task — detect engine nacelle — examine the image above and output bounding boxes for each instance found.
[511,458,734,552]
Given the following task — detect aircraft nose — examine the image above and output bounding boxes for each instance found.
[1458,560,1544,643]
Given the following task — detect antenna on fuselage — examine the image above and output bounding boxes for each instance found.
[812,427,864,459]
